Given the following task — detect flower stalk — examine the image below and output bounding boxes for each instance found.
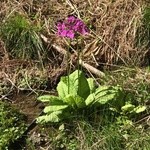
[56,15,89,94]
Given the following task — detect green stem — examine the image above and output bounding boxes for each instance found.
[77,39,80,90]
[80,38,83,71]
[67,40,71,94]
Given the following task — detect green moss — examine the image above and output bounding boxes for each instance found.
[0,101,26,149]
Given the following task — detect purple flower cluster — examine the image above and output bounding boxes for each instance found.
[57,15,88,39]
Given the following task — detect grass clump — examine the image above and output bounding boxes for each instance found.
[0,13,45,61]
[41,118,150,150]
[140,6,150,44]
[135,6,150,65]
[0,101,26,149]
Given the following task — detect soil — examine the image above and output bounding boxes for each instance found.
[8,92,51,150]
[12,93,43,125]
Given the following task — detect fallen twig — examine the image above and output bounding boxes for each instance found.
[79,59,105,77]
[41,33,105,77]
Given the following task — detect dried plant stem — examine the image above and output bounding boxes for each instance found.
[51,42,105,77]
[41,34,105,77]
[79,60,105,77]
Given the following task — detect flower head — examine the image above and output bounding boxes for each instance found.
[57,15,88,39]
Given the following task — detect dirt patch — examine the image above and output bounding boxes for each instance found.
[12,93,43,125]
[8,92,50,149]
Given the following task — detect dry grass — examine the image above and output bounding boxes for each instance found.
[77,0,147,67]
[0,0,148,67]
[0,0,149,94]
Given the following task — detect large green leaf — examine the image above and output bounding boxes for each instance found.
[36,111,62,123]
[87,78,96,93]
[57,70,90,100]
[76,71,90,99]
[74,95,86,108]
[64,94,85,109]
[85,93,95,106]
[57,76,69,100]
[86,86,120,106]
[37,95,62,102]
[95,86,119,104]
[44,105,68,113]
[63,94,76,108]
[37,95,65,105]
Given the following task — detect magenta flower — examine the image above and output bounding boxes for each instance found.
[57,15,88,39]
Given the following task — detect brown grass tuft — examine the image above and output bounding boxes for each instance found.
[0,0,148,67]
[0,0,149,93]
